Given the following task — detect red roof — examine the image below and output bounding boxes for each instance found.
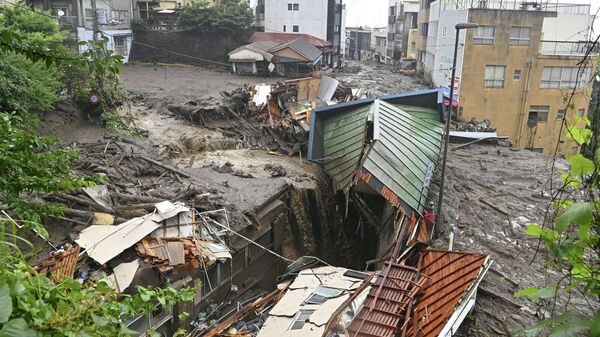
[249,32,333,48]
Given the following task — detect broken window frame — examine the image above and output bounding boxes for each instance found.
[509,26,531,45]
[484,65,505,88]
[289,309,315,330]
[473,25,495,45]
[304,285,344,304]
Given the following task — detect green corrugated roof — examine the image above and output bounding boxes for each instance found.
[362,100,443,212]
[322,104,372,191]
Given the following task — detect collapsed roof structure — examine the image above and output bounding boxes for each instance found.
[308,89,443,214]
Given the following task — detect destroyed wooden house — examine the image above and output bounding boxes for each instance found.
[33,188,292,337]
[201,245,492,337]
[308,89,443,221]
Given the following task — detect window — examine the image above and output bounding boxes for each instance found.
[84,8,93,21]
[419,51,425,63]
[420,23,428,36]
[578,108,585,117]
[484,65,505,88]
[438,63,443,75]
[290,309,315,330]
[541,67,592,89]
[389,6,396,16]
[473,26,495,45]
[283,24,286,32]
[528,105,549,123]
[287,3,292,10]
[114,36,126,49]
[509,26,531,45]
[292,25,299,32]
[292,3,299,10]
[525,148,544,153]
[442,27,447,37]
[556,109,565,120]
[305,286,343,304]
[513,69,521,80]
[411,42,416,53]
[111,10,129,21]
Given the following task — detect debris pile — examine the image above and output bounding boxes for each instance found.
[454,117,496,132]
[35,199,234,295]
[197,216,491,337]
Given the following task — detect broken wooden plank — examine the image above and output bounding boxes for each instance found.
[479,197,509,215]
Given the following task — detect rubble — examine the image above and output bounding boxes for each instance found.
[333,60,428,97]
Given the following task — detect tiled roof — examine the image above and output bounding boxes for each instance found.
[249,32,333,48]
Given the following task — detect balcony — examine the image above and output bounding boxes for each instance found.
[440,0,590,14]
[539,40,599,57]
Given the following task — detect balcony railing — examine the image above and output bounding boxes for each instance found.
[539,40,599,56]
[440,0,590,14]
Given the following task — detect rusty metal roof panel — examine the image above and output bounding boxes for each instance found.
[347,262,424,337]
[410,249,489,337]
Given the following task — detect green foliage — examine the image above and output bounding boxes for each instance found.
[0,113,98,224]
[178,0,254,32]
[0,217,197,337]
[520,117,600,336]
[0,53,63,116]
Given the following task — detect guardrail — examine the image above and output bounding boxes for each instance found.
[539,40,599,56]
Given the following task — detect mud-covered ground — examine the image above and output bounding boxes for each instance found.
[333,60,429,96]
[43,62,596,336]
[430,145,597,336]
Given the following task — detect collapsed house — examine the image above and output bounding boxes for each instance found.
[200,245,491,337]
[191,88,493,337]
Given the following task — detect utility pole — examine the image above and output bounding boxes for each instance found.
[435,23,478,234]
[90,0,99,44]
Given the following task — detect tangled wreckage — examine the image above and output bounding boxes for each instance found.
[29,78,494,337]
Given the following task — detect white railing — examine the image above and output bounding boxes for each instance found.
[440,0,590,14]
[539,40,599,56]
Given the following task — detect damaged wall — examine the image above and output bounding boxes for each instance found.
[131,29,259,65]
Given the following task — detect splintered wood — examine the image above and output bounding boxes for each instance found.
[34,245,81,282]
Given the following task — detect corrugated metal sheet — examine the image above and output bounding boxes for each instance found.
[347,262,424,337]
[362,100,443,212]
[409,249,489,337]
[321,104,371,191]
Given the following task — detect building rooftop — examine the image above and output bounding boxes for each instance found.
[249,32,333,48]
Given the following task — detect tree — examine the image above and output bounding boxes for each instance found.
[518,56,600,335]
[178,0,254,32]
[0,6,196,336]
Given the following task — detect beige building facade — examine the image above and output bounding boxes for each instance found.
[459,9,595,154]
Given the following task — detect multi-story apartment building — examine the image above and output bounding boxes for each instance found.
[264,0,345,67]
[387,0,418,63]
[373,28,388,62]
[29,0,133,62]
[416,0,596,154]
[346,27,372,60]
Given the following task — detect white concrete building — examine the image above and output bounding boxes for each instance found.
[264,0,344,67]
